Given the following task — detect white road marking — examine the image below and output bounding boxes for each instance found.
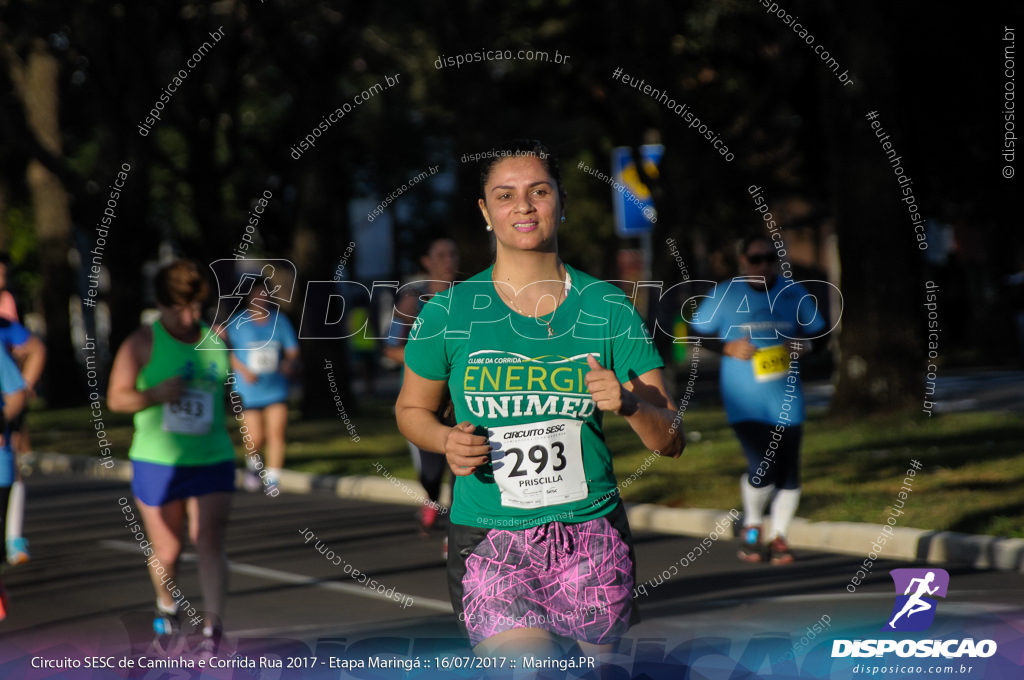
[99,540,453,613]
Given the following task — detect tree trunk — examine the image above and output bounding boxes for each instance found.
[823,3,922,416]
[290,167,354,417]
[18,38,76,405]
[0,181,8,251]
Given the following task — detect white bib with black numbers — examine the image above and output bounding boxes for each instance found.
[247,342,281,375]
[488,419,588,509]
[162,389,214,435]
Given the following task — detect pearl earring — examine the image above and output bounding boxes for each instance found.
[485,224,493,231]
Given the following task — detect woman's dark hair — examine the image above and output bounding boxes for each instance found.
[154,260,209,306]
[478,139,564,203]
[741,233,772,256]
[412,230,455,258]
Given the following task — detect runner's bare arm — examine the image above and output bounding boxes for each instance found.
[107,328,183,413]
[12,334,46,393]
[723,337,756,360]
[622,368,686,458]
[0,386,25,447]
[282,346,301,379]
[228,352,250,375]
[585,356,684,459]
[395,364,490,476]
[382,345,405,364]
[2,386,25,423]
[218,329,256,382]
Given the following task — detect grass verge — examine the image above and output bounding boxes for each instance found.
[27,401,1024,537]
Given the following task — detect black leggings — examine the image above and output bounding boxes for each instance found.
[0,486,9,564]
[412,446,447,503]
[732,421,802,490]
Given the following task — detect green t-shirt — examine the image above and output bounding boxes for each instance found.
[405,264,663,529]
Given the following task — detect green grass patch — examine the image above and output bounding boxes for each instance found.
[28,402,1024,538]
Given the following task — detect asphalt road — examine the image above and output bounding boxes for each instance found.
[1,475,1022,679]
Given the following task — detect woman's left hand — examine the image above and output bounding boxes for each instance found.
[584,355,638,416]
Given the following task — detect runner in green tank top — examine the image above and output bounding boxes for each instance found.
[129,318,234,466]
[109,260,235,658]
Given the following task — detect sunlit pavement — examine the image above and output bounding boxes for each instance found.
[1,475,1021,678]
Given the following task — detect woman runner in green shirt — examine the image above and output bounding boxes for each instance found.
[396,140,685,661]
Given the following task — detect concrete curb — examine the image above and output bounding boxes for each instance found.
[32,453,1024,573]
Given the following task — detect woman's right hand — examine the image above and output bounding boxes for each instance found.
[445,421,491,476]
[145,376,186,405]
[239,365,259,384]
[723,337,756,360]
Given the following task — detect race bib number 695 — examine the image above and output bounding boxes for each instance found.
[752,344,789,382]
[488,420,588,509]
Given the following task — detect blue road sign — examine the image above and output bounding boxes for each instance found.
[612,145,664,237]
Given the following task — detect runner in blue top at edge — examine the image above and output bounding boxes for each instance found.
[0,347,27,621]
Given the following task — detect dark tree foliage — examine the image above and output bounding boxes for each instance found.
[0,0,1017,414]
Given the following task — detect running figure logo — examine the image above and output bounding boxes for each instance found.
[197,259,296,350]
[883,568,949,632]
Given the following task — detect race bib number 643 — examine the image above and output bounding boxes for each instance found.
[488,420,588,509]
[162,389,214,435]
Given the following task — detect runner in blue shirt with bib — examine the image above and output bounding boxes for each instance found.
[223,286,300,492]
[691,234,827,564]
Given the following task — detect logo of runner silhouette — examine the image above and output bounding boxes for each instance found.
[197,259,296,351]
[883,568,949,632]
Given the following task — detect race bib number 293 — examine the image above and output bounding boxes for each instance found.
[488,420,588,509]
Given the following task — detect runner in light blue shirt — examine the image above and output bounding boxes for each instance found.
[691,234,827,564]
[223,286,300,491]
